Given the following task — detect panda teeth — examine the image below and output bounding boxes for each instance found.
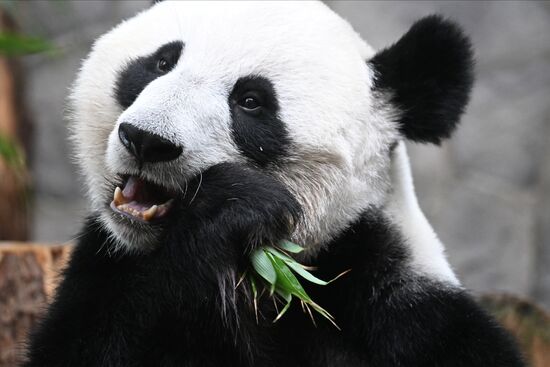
[112,186,174,221]
[142,205,158,221]
[113,186,126,206]
[115,203,162,221]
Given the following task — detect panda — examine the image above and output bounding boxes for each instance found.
[25,1,524,366]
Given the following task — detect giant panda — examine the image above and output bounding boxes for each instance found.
[25,1,524,366]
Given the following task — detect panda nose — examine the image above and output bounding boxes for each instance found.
[118,123,183,164]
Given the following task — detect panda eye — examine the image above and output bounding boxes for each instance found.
[238,93,262,112]
[157,57,171,73]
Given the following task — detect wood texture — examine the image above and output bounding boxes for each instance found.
[0,242,547,366]
[0,243,71,367]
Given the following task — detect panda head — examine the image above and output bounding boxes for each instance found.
[70,1,473,252]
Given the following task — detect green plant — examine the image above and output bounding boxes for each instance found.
[0,32,53,56]
[0,10,55,166]
[0,134,24,169]
[246,240,349,328]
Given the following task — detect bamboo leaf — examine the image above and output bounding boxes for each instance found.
[265,247,328,285]
[274,286,292,303]
[251,248,277,285]
[285,262,329,286]
[265,246,296,264]
[278,240,303,253]
[0,32,54,56]
[273,298,292,323]
[248,241,345,328]
[267,253,311,302]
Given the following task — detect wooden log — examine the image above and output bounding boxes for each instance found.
[0,243,71,367]
[0,242,547,366]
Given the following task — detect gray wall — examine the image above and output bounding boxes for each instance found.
[15,1,550,308]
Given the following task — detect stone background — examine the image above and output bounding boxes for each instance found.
[9,1,550,308]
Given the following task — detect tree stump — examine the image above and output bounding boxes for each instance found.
[0,242,548,366]
[0,243,71,367]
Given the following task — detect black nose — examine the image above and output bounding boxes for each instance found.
[118,123,183,164]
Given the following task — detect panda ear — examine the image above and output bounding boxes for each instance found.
[369,15,474,144]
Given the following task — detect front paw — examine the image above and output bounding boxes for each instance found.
[180,163,301,249]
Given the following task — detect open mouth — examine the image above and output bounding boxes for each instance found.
[110,176,175,223]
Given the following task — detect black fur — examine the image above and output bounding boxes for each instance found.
[26,15,520,367]
[229,76,292,167]
[369,15,475,144]
[276,210,525,366]
[115,41,184,109]
[25,163,300,367]
[25,171,524,366]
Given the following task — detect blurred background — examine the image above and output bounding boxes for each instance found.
[0,0,549,365]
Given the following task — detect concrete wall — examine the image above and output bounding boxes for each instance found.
[14,1,550,307]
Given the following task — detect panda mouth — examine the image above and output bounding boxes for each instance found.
[110,176,175,223]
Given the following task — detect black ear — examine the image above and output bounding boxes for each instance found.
[369,15,474,144]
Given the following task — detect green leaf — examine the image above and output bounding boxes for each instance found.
[265,246,295,263]
[273,298,292,323]
[0,133,24,169]
[285,262,329,286]
[278,240,303,253]
[274,285,292,303]
[250,248,277,285]
[265,247,328,286]
[248,242,346,328]
[0,32,54,56]
[267,253,311,302]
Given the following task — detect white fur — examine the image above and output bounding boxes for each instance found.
[384,142,459,285]
[70,0,455,283]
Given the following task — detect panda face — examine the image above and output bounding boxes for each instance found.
[70,1,396,251]
[70,1,472,252]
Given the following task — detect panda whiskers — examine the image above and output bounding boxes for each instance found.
[182,179,189,200]
[189,172,203,204]
[217,271,239,327]
[216,269,252,355]
[214,266,262,363]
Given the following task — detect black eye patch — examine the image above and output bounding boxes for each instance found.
[229,76,292,167]
[115,41,184,109]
